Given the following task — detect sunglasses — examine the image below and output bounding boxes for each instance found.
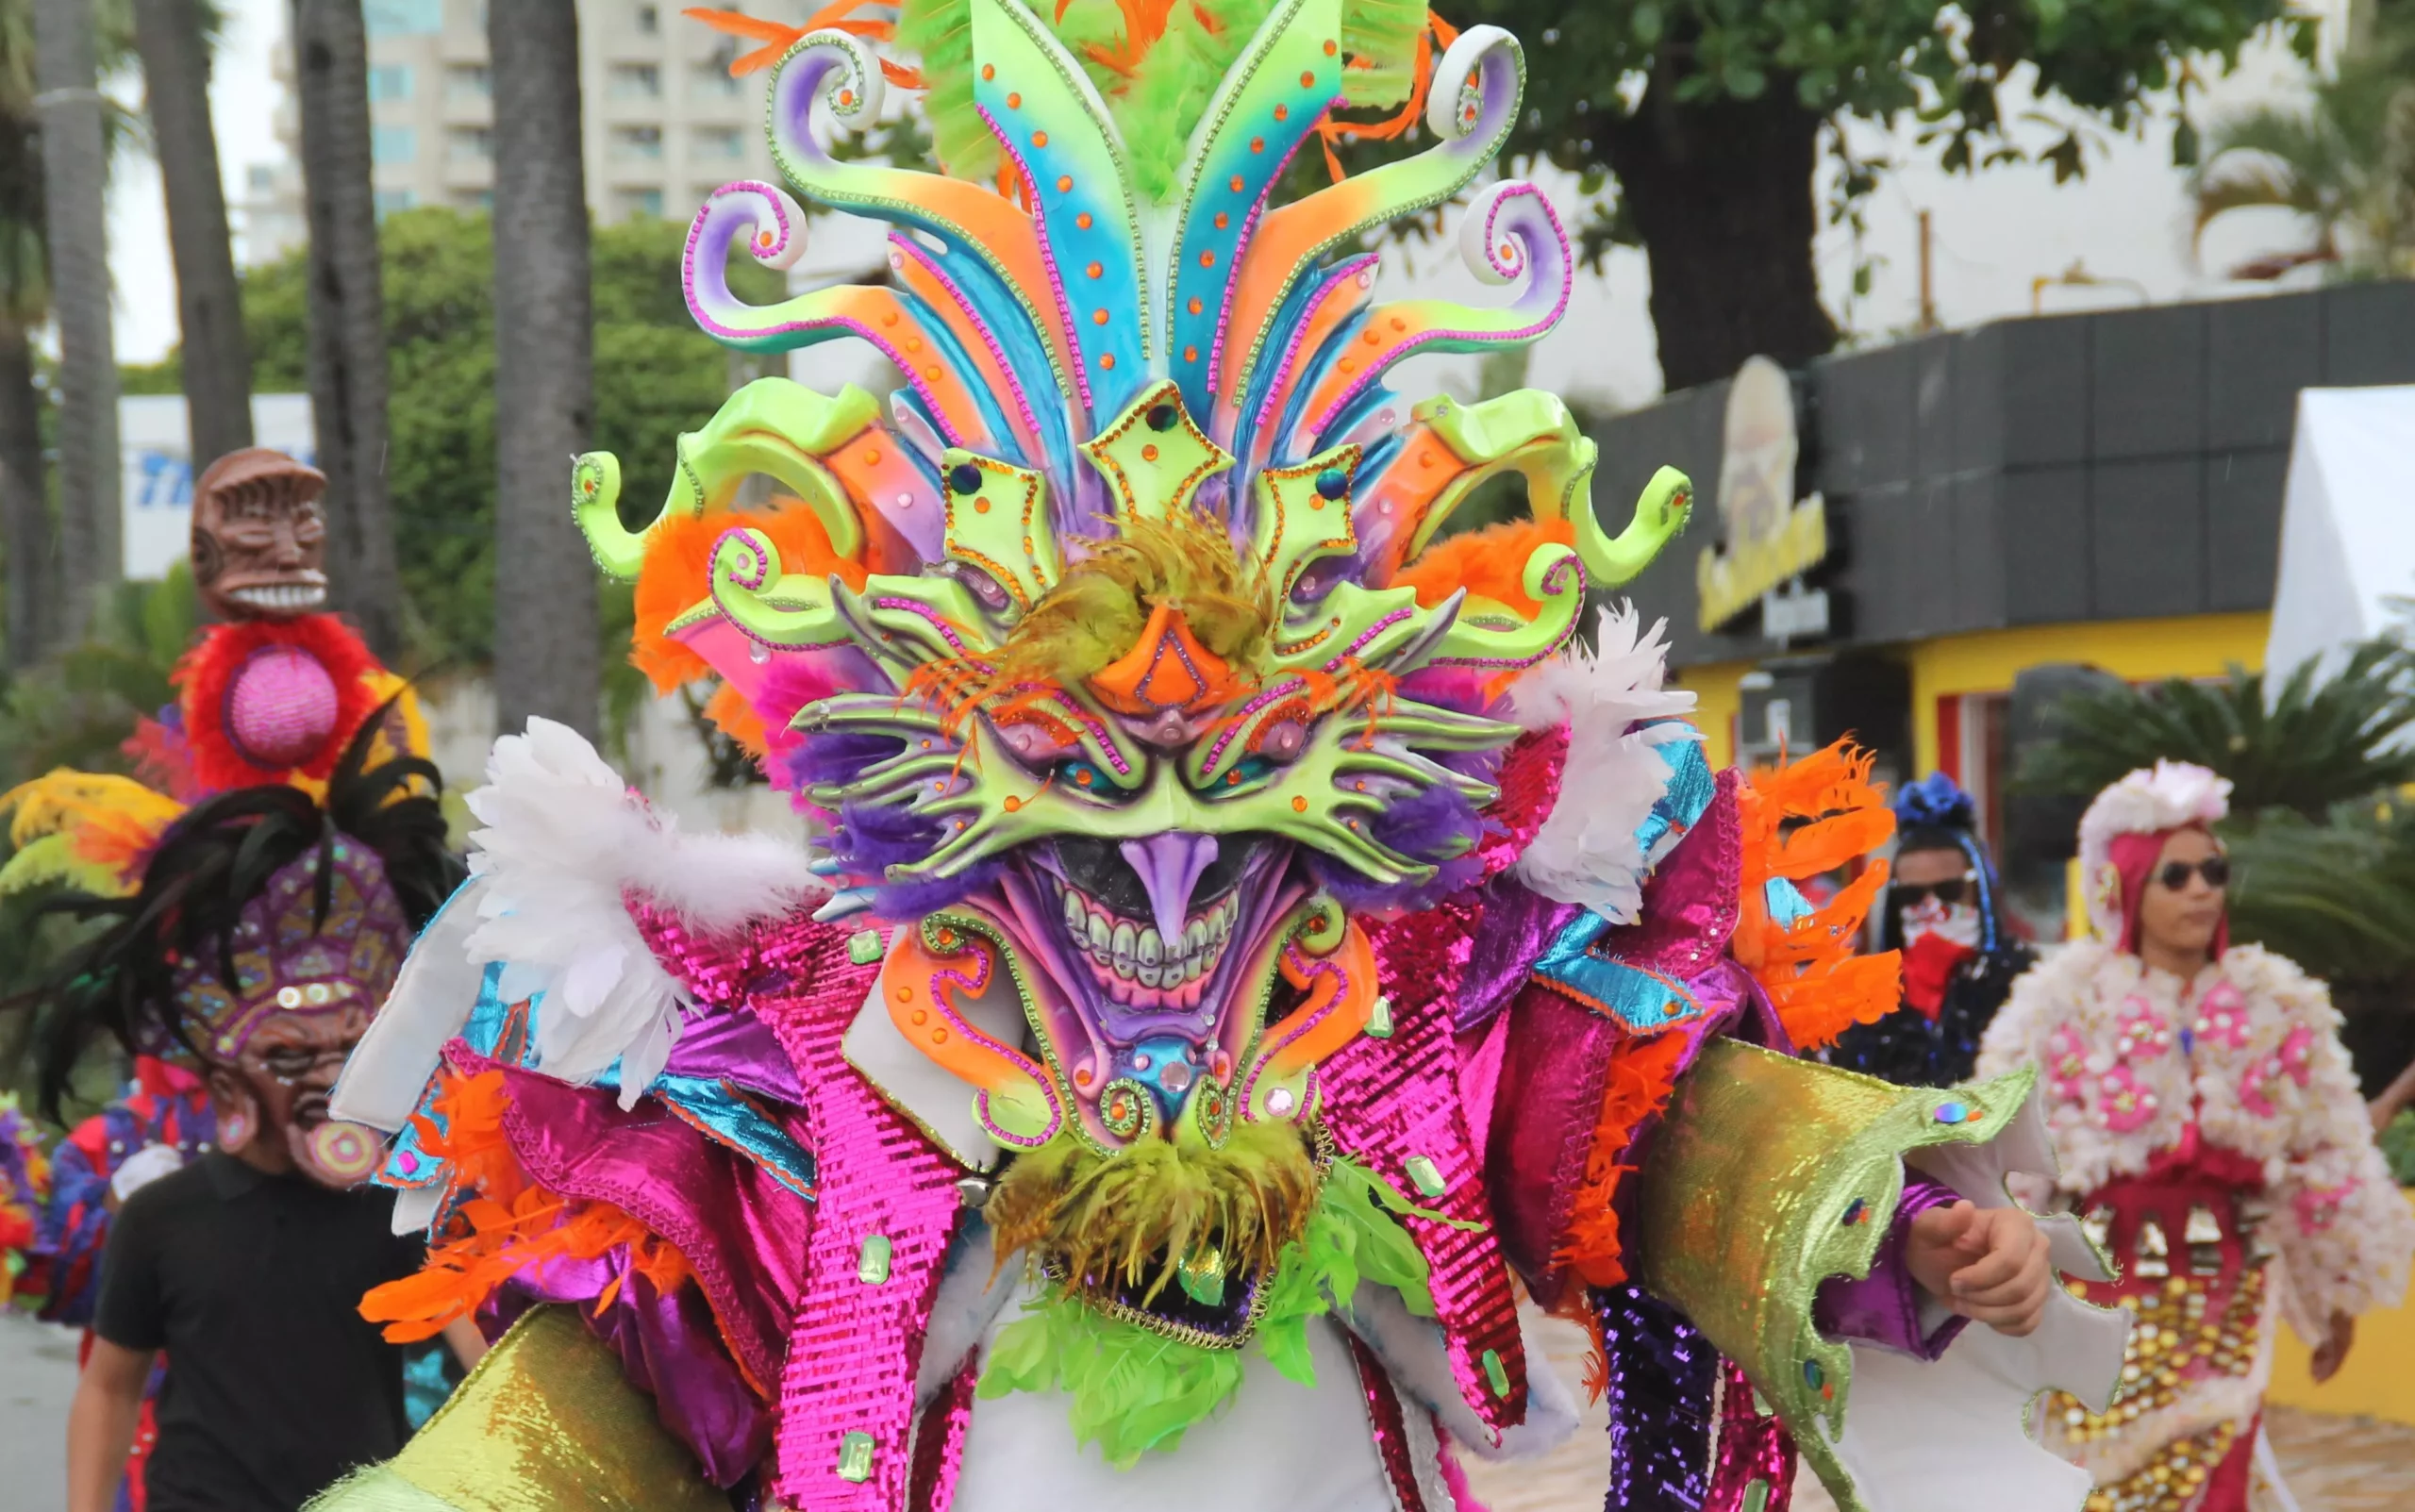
[1892,874,1976,909]
[2155,856,2230,891]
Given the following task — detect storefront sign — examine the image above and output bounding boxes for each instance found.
[1696,356,1829,634]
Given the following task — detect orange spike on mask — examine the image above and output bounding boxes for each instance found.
[1086,602,1249,718]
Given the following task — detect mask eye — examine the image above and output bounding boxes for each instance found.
[1054,757,1120,796]
[1203,755,1276,792]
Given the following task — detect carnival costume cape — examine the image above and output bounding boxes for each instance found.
[324,4,2123,1510]
[1978,763,2415,1512]
[1828,773,2034,1088]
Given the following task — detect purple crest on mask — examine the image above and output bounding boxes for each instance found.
[174,838,415,1059]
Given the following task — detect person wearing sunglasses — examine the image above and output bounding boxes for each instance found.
[1979,761,2414,1512]
[1827,773,2035,1087]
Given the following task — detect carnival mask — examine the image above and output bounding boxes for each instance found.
[181,838,411,1187]
[192,447,330,621]
[577,9,1688,1185]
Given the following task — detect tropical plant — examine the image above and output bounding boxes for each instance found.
[2188,21,2415,279]
[291,0,402,659]
[2224,798,2415,980]
[2013,640,2415,820]
[1447,0,2301,390]
[489,0,598,739]
[0,562,196,787]
[131,0,253,462]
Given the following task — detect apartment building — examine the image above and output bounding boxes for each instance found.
[240,0,820,265]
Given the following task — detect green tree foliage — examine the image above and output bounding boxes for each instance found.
[2225,797,2415,980]
[235,207,784,672]
[0,562,195,783]
[2013,640,2415,820]
[2190,19,2415,279]
[1444,0,2306,387]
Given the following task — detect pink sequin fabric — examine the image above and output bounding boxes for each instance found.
[627,903,966,1511]
[1322,895,1528,1438]
[908,1356,979,1512]
[1707,1358,1796,1512]
[1343,1331,1434,1512]
[224,642,341,768]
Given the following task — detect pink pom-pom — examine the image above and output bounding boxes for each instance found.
[224,644,341,770]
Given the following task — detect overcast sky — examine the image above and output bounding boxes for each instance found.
[104,0,2345,408]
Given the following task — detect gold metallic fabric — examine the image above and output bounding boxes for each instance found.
[1632,1038,2040,1512]
[308,1306,724,1512]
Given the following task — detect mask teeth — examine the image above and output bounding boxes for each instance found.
[1058,879,1238,1012]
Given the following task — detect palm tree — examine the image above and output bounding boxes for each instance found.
[2189,25,2415,280]
[31,0,123,639]
[2013,639,2415,820]
[488,0,598,738]
[0,4,50,671]
[290,0,402,659]
[131,0,253,464]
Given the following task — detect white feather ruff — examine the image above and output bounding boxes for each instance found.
[2076,761,2232,939]
[1507,605,1701,925]
[462,719,823,1105]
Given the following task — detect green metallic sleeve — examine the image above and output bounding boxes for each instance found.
[1630,1038,2124,1512]
[308,1306,727,1512]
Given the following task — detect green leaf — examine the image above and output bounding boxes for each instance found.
[2171,115,2200,168]
[1723,62,1768,99]
[1632,3,1663,45]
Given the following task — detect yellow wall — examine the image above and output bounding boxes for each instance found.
[1904,613,2273,778]
[1673,658,1753,771]
[2266,1188,2415,1423]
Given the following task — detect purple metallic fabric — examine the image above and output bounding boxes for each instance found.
[660,1005,806,1105]
[1595,771,1744,981]
[487,1255,771,1486]
[1455,871,1579,1035]
[1812,1174,1969,1361]
[1323,894,1529,1438]
[488,1055,812,1396]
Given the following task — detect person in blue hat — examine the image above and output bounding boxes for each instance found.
[1828,773,2035,1085]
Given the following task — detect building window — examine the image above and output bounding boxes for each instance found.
[608,63,661,99]
[691,126,743,160]
[446,64,491,100]
[610,125,663,161]
[453,189,494,212]
[616,187,665,219]
[246,163,275,192]
[367,64,412,104]
[692,58,741,96]
[375,189,415,217]
[363,0,441,37]
[635,4,659,33]
[447,126,491,161]
[372,126,416,165]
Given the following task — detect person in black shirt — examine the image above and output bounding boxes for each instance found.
[1826,772,2036,1087]
[12,716,474,1512]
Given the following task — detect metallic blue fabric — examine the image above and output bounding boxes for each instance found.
[1633,736,1718,867]
[1531,913,1708,1032]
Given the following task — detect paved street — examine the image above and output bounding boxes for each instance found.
[0,1310,76,1508]
[1460,1311,2415,1511]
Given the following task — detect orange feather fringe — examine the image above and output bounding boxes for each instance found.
[630,499,869,693]
[1389,517,1575,617]
[1736,740,1903,1050]
[357,1069,691,1345]
[1556,1028,1690,1292]
[683,4,924,88]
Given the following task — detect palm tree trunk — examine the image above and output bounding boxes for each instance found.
[291,0,401,659]
[489,0,598,738]
[132,0,254,465]
[32,0,122,638]
[0,317,50,669]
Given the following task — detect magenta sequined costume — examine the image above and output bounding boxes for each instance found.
[326,4,2128,1510]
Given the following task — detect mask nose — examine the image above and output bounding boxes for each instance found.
[1119,832,1218,953]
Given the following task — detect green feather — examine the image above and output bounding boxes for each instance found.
[975,1153,1438,1466]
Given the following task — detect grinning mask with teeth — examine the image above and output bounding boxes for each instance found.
[192,448,332,622]
[577,0,1690,1163]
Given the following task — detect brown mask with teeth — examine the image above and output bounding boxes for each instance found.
[192,447,330,621]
